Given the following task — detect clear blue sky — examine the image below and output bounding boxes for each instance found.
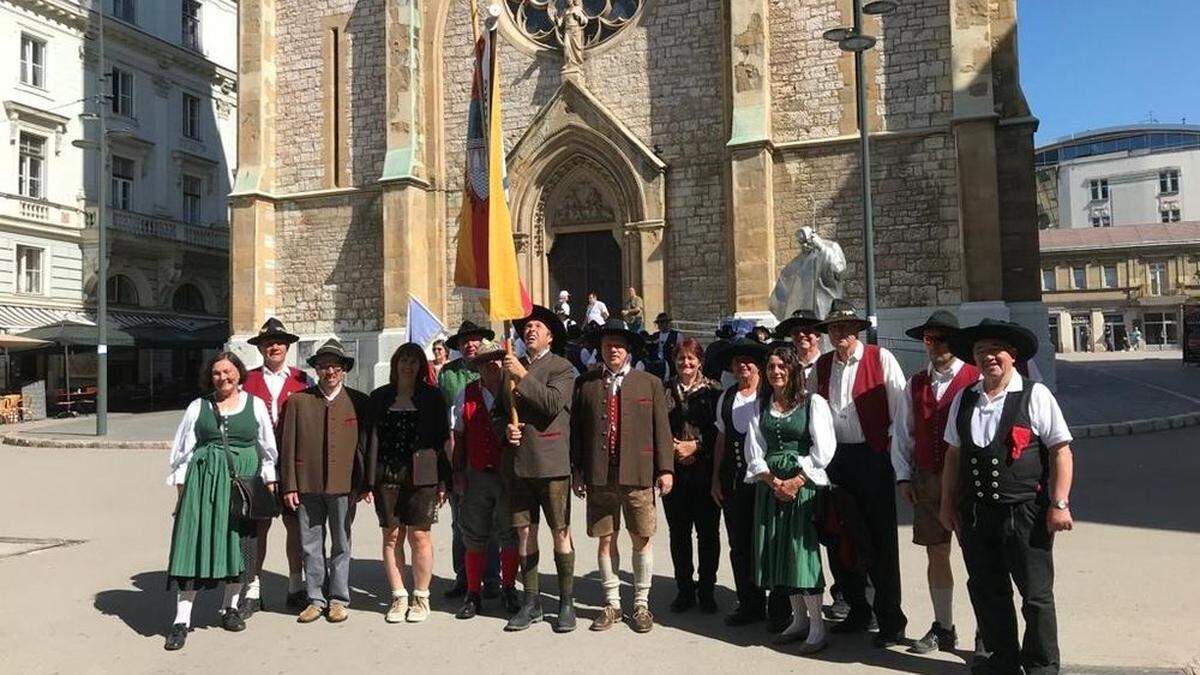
[1018,0,1200,146]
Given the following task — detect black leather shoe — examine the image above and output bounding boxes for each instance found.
[240,597,261,620]
[909,622,956,654]
[669,588,696,613]
[443,580,468,599]
[502,587,521,614]
[503,596,543,631]
[221,609,246,632]
[285,591,306,609]
[873,630,906,648]
[482,579,501,599]
[830,611,872,634]
[697,588,718,614]
[724,606,766,627]
[554,597,577,633]
[163,623,188,651]
[456,593,481,620]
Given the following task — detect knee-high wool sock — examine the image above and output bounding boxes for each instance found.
[465,549,486,594]
[500,547,520,589]
[522,551,541,596]
[598,549,621,607]
[804,593,826,644]
[930,585,954,629]
[632,548,653,608]
[174,590,197,627]
[554,551,575,599]
[780,592,810,638]
[222,583,242,611]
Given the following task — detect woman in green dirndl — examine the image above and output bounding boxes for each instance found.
[164,352,278,651]
[744,346,837,654]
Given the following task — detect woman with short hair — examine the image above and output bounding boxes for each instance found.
[164,351,278,650]
[366,343,451,623]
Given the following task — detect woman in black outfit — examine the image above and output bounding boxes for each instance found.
[662,337,724,613]
[366,343,450,624]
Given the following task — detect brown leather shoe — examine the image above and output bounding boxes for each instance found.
[589,605,623,632]
[297,604,324,624]
[326,604,349,623]
[630,605,654,633]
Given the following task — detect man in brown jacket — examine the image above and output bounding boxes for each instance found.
[571,319,674,633]
[500,305,580,633]
[279,339,370,624]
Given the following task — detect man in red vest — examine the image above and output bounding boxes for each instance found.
[241,317,313,614]
[811,300,909,647]
[891,310,979,654]
[450,341,521,619]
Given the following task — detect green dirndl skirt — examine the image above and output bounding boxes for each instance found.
[167,442,258,590]
[752,450,825,591]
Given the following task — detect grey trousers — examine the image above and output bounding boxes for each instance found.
[297,493,356,608]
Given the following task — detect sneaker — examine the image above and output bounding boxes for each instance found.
[590,605,623,632]
[407,594,430,623]
[824,596,851,622]
[385,596,409,624]
[163,623,188,651]
[629,605,654,633]
[221,608,246,632]
[909,622,957,654]
[326,604,349,623]
[297,604,324,623]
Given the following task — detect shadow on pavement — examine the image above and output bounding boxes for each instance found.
[93,570,286,637]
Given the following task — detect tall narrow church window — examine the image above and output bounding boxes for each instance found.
[322,18,350,188]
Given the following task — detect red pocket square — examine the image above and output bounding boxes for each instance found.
[1009,425,1032,461]
[636,397,653,406]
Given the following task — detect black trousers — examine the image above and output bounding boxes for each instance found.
[825,442,907,635]
[662,464,721,593]
[959,499,1059,675]
[720,474,792,619]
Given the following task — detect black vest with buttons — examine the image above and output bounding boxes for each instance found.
[720,385,751,489]
[955,376,1050,505]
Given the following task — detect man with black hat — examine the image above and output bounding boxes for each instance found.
[709,338,789,629]
[242,318,313,612]
[501,305,579,633]
[892,310,980,655]
[775,309,824,387]
[438,320,500,600]
[279,338,370,623]
[940,319,1074,675]
[571,319,674,633]
[810,300,909,647]
[647,312,682,381]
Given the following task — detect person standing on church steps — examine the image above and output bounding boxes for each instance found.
[571,319,674,634]
[810,300,909,648]
[622,286,645,334]
[585,291,610,326]
[438,320,501,601]
[649,312,683,381]
[940,319,1074,675]
[891,310,980,655]
[241,318,313,615]
[501,305,579,634]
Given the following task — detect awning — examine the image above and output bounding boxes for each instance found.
[0,334,51,351]
[1,304,228,349]
[19,319,136,347]
[0,305,89,332]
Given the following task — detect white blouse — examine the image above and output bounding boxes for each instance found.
[743,394,837,487]
[167,391,279,486]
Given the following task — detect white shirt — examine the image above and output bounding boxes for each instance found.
[261,364,313,419]
[585,300,609,325]
[602,361,633,396]
[556,301,571,318]
[168,392,278,485]
[714,388,759,436]
[743,394,836,486]
[321,383,344,402]
[890,358,974,482]
[807,341,907,445]
[450,385,497,433]
[943,374,1073,449]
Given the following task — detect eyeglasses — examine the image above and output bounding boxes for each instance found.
[923,334,948,345]
[315,363,344,372]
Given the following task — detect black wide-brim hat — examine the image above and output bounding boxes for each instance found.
[905,309,961,340]
[447,320,496,351]
[949,318,1039,364]
[513,305,568,348]
[586,319,644,356]
[248,317,299,346]
[707,337,769,374]
[775,309,822,338]
[306,338,355,372]
[814,300,872,334]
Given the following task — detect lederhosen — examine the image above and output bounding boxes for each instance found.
[955,377,1059,675]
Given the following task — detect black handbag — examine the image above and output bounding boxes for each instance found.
[211,398,280,522]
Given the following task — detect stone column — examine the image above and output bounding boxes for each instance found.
[623,220,666,319]
[229,0,278,335]
[727,0,775,316]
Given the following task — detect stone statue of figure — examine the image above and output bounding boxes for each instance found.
[770,226,847,323]
[552,0,588,73]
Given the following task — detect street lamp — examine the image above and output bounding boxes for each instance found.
[823,0,898,344]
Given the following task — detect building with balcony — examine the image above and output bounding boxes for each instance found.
[1,0,236,412]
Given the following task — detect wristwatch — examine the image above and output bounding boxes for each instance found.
[1053,499,1070,510]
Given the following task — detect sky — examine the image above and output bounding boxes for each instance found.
[1017,0,1200,147]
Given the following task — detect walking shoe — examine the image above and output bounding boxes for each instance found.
[590,605,623,632]
[796,636,830,655]
[824,596,851,622]
[326,604,349,623]
[443,579,468,599]
[285,591,307,609]
[909,622,957,654]
[504,596,544,631]
[669,588,696,613]
[830,610,872,634]
[482,579,502,599]
[554,596,577,633]
[456,593,482,620]
[873,630,906,648]
[163,623,188,651]
[221,609,246,632]
[724,605,766,626]
[773,622,810,645]
[501,587,521,615]
[297,604,324,623]
[406,595,430,623]
[385,596,409,624]
[629,605,654,633]
[697,587,719,614]
[239,597,261,620]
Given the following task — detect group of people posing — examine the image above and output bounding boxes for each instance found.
[163,301,1075,675]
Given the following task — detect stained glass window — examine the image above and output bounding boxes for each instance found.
[504,0,642,51]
